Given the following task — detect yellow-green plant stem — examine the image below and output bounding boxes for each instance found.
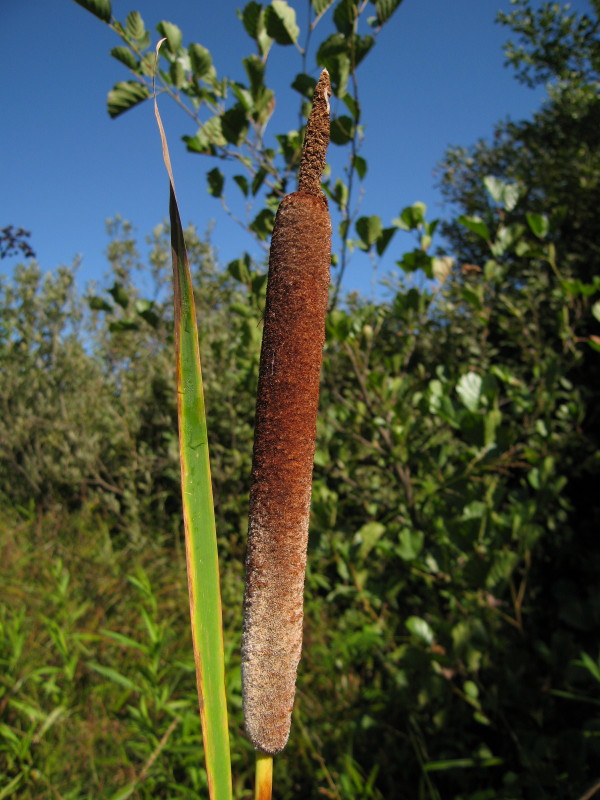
[153,40,232,800]
[255,752,273,800]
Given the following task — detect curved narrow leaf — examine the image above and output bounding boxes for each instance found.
[154,42,232,800]
[107,81,151,118]
[72,0,111,23]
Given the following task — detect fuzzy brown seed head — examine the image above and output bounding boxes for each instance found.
[242,65,332,756]
[297,69,332,197]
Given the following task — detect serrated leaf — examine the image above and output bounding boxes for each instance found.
[189,43,212,78]
[456,372,482,412]
[125,10,145,39]
[312,0,335,17]
[374,0,403,26]
[526,212,549,239]
[72,0,111,23]
[107,81,151,118]
[458,215,490,241]
[156,21,182,54]
[266,0,300,45]
[206,167,225,198]
[110,46,138,70]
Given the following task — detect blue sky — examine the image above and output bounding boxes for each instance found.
[1,0,586,298]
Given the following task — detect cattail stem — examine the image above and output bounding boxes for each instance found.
[242,69,332,756]
[254,753,273,800]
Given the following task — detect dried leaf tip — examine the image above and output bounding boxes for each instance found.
[297,68,332,197]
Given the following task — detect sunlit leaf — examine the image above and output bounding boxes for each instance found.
[107,81,151,118]
[72,0,111,23]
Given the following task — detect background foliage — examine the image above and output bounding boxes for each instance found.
[1,0,599,798]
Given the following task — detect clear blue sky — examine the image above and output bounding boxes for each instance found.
[1,0,586,298]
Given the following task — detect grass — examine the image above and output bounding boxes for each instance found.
[0,506,248,799]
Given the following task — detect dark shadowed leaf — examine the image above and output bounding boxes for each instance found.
[207,167,225,198]
[265,0,300,45]
[330,115,354,145]
[189,43,212,78]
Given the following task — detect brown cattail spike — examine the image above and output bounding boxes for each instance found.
[242,68,332,756]
[297,69,332,196]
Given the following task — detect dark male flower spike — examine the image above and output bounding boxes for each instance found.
[242,69,332,756]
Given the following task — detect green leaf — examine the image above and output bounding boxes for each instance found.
[376,227,396,256]
[107,81,151,118]
[250,209,275,240]
[484,175,523,212]
[266,0,300,45]
[233,175,249,196]
[221,104,249,145]
[374,0,403,26]
[393,202,426,231]
[312,0,335,17]
[156,21,182,54]
[110,46,137,70]
[356,216,383,250]
[108,282,129,308]
[352,154,367,179]
[456,372,482,412]
[397,529,424,561]
[291,72,317,98]
[333,0,358,35]
[125,10,145,40]
[240,0,273,54]
[592,301,600,323]
[355,521,385,559]
[330,115,355,145]
[396,249,433,277]
[228,255,252,285]
[154,85,233,799]
[458,215,490,241]
[406,616,434,645]
[207,167,225,198]
[526,212,549,239]
[87,661,138,690]
[72,0,111,23]
[88,296,113,312]
[189,43,213,78]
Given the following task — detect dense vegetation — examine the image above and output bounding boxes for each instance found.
[1,0,599,798]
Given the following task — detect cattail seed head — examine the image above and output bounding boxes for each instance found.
[242,69,332,755]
